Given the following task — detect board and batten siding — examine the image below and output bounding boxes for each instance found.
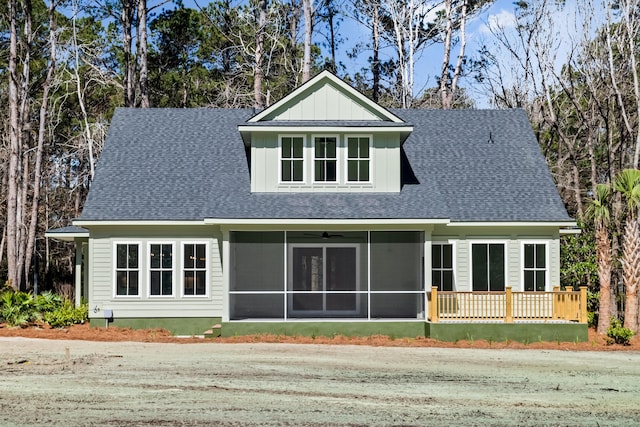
[263,82,386,121]
[87,225,224,320]
[431,226,562,292]
[250,132,401,193]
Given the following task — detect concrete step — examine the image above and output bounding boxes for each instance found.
[203,324,222,339]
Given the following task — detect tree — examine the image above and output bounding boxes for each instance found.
[614,169,640,332]
[587,183,613,334]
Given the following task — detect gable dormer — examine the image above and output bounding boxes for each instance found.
[238,71,413,193]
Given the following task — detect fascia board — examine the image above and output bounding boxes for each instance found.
[238,125,414,133]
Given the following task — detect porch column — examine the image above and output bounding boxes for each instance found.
[424,226,434,320]
[74,239,83,307]
[221,228,230,322]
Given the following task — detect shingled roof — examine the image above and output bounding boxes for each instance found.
[78,107,571,223]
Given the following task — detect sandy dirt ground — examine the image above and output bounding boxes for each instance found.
[2,337,640,426]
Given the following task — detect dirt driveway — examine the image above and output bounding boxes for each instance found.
[1,338,640,426]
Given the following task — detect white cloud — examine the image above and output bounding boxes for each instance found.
[480,10,517,34]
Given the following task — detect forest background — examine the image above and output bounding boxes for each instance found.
[2,0,640,333]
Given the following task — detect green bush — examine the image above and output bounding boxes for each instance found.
[606,318,634,345]
[0,291,35,326]
[43,300,88,328]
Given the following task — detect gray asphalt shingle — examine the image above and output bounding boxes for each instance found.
[79,107,571,222]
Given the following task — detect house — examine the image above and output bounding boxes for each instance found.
[47,71,587,342]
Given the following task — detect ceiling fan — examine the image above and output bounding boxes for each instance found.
[303,231,344,239]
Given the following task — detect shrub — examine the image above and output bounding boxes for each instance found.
[606,318,634,345]
[0,291,35,326]
[34,291,63,314]
[43,300,88,328]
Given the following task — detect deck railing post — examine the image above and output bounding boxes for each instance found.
[579,286,588,323]
[505,287,513,323]
[430,287,439,323]
[552,286,561,319]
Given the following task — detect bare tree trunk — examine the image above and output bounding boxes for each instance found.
[302,0,314,82]
[254,0,267,108]
[448,0,467,109]
[122,0,136,107]
[372,2,380,102]
[137,0,149,108]
[23,0,57,287]
[7,0,21,290]
[596,222,612,334]
[439,0,453,108]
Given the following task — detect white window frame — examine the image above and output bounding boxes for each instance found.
[312,134,340,183]
[469,241,508,292]
[432,241,456,291]
[278,134,307,184]
[147,241,175,298]
[520,241,550,292]
[181,241,210,298]
[113,241,142,298]
[345,134,373,183]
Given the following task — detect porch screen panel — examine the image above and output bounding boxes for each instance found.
[370,231,424,319]
[230,232,284,319]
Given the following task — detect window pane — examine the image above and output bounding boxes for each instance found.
[128,245,138,269]
[117,271,128,295]
[117,245,127,269]
[184,245,194,268]
[489,244,504,291]
[536,271,545,291]
[359,160,369,181]
[432,271,442,288]
[315,140,324,157]
[281,160,291,181]
[151,271,160,295]
[184,271,194,295]
[472,244,488,291]
[432,245,442,269]
[196,271,206,295]
[360,139,369,157]
[327,139,336,158]
[524,244,534,268]
[292,138,303,158]
[524,270,534,291]
[282,138,292,158]
[315,160,324,181]
[536,244,546,268]
[195,244,206,269]
[348,139,357,158]
[443,244,452,268]
[442,271,453,291]
[348,160,358,181]
[162,271,173,295]
[149,244,159,269]
[326,161,336,181]
[128,271,139,295]
[292,160,303,181]
[162,245,172,269]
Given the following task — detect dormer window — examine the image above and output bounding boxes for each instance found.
[314,136,337,182]
[280,136,305,182]
[347,136,371,182]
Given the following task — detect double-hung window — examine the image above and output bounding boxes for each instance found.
[347,136,370,182]
[183,243,208,296]
[149,243,173,296]
[523,243,547,291]
[432,243,454,291]
[314,136,337,182]
[115,243,139,296]
[281,136,304,182]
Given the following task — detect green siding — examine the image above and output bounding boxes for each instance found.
[222,322,426,338]
[90,317,221,336]
[426,322,588,343]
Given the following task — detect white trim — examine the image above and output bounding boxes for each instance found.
[45,231,89,241]
[520,240,550,292]
[180,241,210,298]
[238,125,414,133]
[278,134,307,184]
[205,218,451,225]
[448,221,577,228]
[146,241,175,298]
[468,240,508,292]
[559,227,582,235]
[74,220,206,226]
[113,241,142,298]
[247,71,406,123]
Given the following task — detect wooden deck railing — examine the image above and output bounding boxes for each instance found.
[427,286,588,323]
